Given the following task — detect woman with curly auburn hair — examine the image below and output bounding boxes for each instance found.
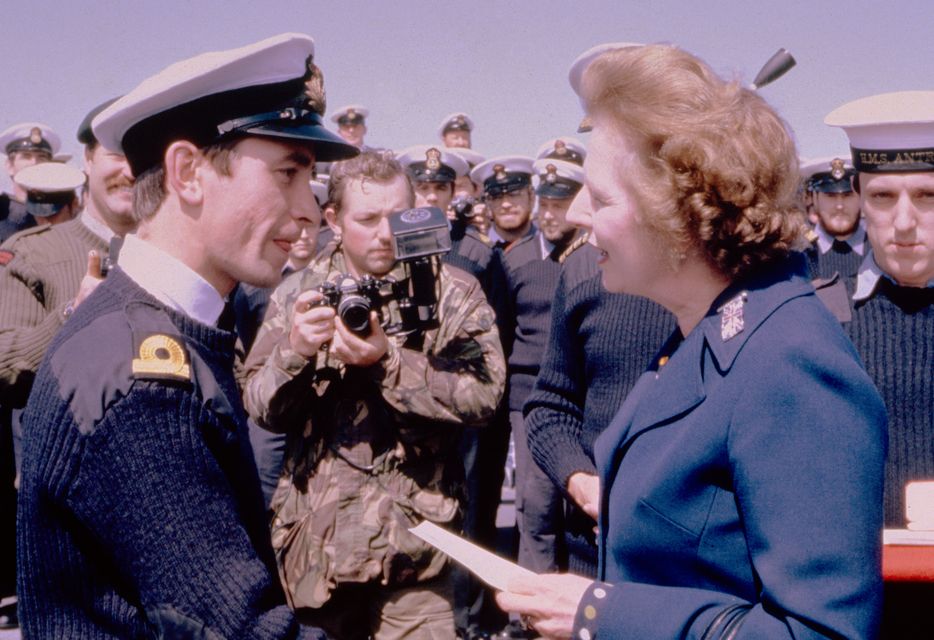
[496,44,887,640]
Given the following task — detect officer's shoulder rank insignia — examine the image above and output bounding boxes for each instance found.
[132,333,191,381]
[718,291,748,341]
[558,232,588,264]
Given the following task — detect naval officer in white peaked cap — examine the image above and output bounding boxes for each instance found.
[17,32,356,639]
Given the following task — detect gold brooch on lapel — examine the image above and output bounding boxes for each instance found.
[132,334,191,380]
[719,291,748,341]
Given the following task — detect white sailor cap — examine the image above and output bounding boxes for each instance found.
[533,159,585,199]
[330,104,369,126]
[438,112,474,137]
[446,147,484,168]
[825,91,934,173]
[535,137,587,166]
[397,145,469,183]
[93,33,358,176]
[310,178,328,206]
[14,162,86,218]
[799,156,856,193]
[0,122,61,157]
[471,156,534,197]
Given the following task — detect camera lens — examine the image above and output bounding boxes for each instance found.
[337,295,372,336]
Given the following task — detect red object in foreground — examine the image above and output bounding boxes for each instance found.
[883,546,934,582]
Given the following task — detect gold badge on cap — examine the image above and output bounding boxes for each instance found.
[545,163,558,184]
[830,158,846,180]
[719,292,748,341]
[347,108,357,120]
[426,147,442,171]
[494,164,507,182]
[29,127,43,145]
[554,140,568,156]
[453,116,465,128]
[132,334,191,380]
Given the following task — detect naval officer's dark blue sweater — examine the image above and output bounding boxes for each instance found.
[17,268,322,639]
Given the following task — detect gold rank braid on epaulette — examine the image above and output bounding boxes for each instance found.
[558,231,589,264]
[303,54,326,116]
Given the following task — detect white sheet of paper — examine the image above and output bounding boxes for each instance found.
[883,528,934,546]
[409,521,536,591]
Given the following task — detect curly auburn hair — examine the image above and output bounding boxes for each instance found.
[580,44,808,279]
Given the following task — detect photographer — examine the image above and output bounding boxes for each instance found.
[243,150,506,640]
[396,145,515,637]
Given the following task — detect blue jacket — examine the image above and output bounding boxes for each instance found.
[586,257,887,639]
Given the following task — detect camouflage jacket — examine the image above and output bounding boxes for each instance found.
[242,241,505,608]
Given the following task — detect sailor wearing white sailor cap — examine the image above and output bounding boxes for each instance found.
[13,162,85,226]
[438,112,474,149]
[825,88,934,640]
[330,104,370,149]
[397,144,469,213]
[799,155,865,283]
[18,32,353,640]
[535,137,587,167]
[1,122,62,241]
[471,156,535,247]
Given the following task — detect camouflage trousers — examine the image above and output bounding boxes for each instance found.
[295,572,456,640]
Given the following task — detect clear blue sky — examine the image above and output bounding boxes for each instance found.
[2,0,932,192]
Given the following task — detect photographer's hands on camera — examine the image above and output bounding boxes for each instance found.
[289,289,389,367]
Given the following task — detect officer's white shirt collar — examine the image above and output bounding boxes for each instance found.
[80,210,116,244]
[488,226,508,246]
[538,231,556,259]
[853,249,934,301]
[119,233,225,326]
[816,220,866,256]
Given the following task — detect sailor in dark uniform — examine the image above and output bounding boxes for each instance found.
[397,144,512,637]
[12,162,85,227]
[16,33,356,639]
[471,156,536,248]
[330,104,370,150]
[800,156,866,284]
[0,123,61,242]
[504,156,584,576]
[826,89,934,637]
[438,112,474,149]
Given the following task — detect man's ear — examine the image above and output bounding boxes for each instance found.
[164,141,204,206]
[324,204,341,236]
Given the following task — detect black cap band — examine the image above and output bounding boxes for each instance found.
[121,76,358,176]
[808,170,855,193]
[26,191,74,218]
[5,138,52,156]
[542,148,584,166]
[337,113,365,126]
[407,162,457,183]
[536,178,582,199]
[852,146,934,173]
[483,173,531,197]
